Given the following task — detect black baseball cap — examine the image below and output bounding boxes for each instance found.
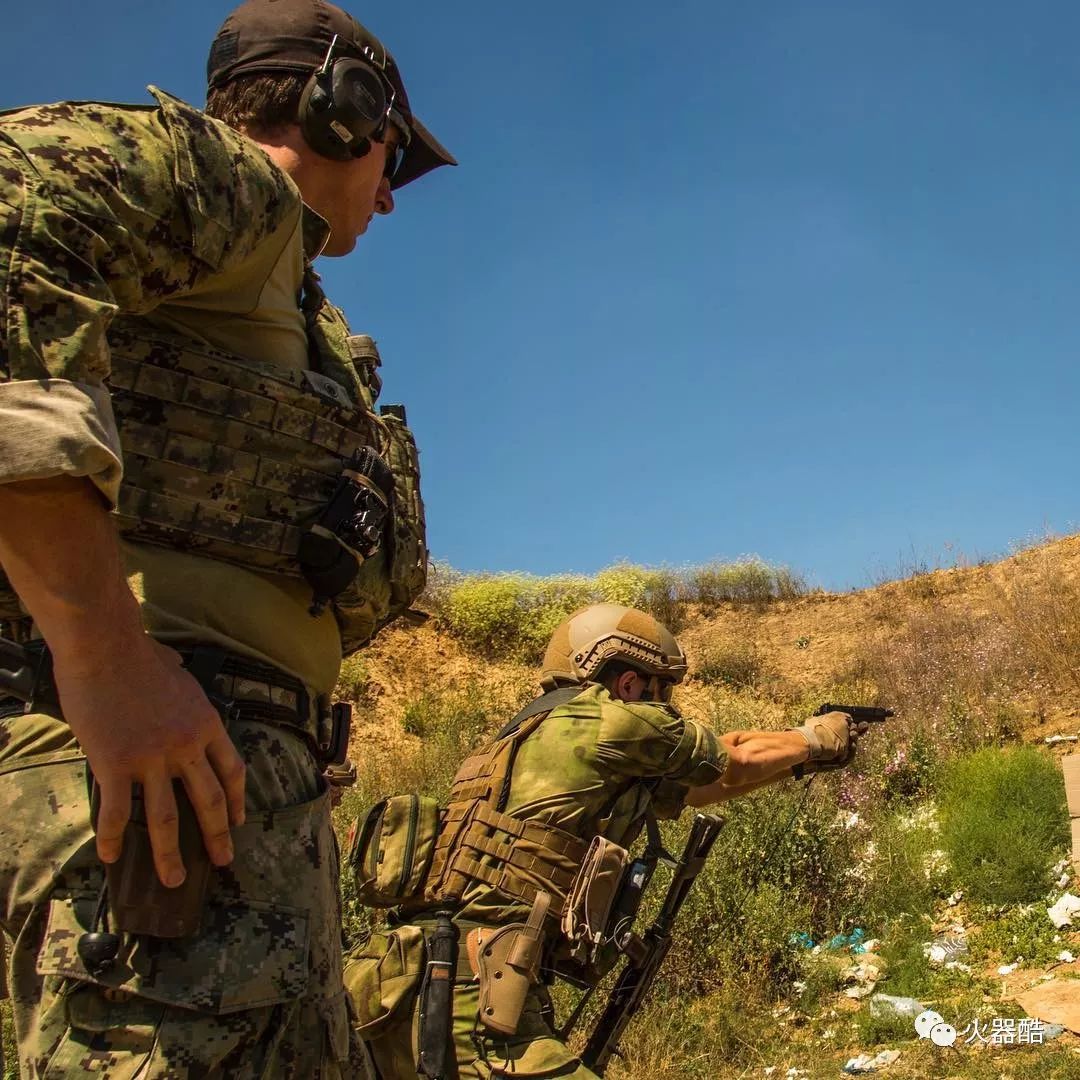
[207,0,456,188]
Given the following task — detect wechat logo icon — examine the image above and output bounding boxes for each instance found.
[915,1009,957,1047]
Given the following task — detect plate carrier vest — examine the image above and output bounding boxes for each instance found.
[0,267,426,653]
[423,688,593,915]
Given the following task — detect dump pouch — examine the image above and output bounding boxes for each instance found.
[343,924,427,1037]
[470,890,550,1036]
[348,794,440,907]
[562,836,630,954]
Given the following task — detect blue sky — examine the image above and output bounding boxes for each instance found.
[4,2,1079,589]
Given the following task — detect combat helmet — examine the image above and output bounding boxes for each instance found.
[540,603,688,692]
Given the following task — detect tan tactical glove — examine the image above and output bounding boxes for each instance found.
[791,711,864,775]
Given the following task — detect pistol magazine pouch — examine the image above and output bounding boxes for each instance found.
[349,794,440,907]
[561,836,629,954]
[469,890,551,1036]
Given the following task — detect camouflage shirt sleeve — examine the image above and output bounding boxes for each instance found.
[592,692,727,819]
[0,90,299,506]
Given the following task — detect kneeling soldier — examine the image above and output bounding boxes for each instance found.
[344,603,864,1078]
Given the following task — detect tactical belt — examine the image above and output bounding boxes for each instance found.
[0,640,349,765]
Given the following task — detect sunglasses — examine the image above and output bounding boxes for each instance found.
[383,138,406,181]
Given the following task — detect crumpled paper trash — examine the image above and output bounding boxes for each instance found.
[1047,893,1080,929]
[842,955,888,999]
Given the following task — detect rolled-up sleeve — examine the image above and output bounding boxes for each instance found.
[0,379,122,503]
[593,696,728,819]
[0,100,214,506]
[0,141,130,502]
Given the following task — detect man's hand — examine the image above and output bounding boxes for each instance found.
[792,710,868,772]
[0,476,247,887]
[56,638,246,887]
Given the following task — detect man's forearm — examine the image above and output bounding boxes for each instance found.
[0,476,145,669]
[686,730,810,807]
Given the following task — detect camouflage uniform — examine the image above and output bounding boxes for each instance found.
[349,683,727,1078]
[0,91,396,1076]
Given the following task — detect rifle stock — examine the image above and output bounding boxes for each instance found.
[579,812,723,1074]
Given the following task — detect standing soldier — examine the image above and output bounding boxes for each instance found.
[0,0,453,1074]
[345,604,865,1078]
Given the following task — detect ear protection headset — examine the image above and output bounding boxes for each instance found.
[299,34,395,161]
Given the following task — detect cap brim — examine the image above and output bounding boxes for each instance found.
[392,114,456,189]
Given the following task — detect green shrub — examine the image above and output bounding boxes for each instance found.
[969,903,1063,967]
[938,747,1069,904]
[693,639,767,690]
[595,563,653,608]
[861,811,949,926]
[686,557,807,608]
[439,573,594,661]
[433,559,806,661]
[875,915,936,997]
[655,782,862,1002]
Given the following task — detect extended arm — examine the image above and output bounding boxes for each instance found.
[686,712,859,807]
[685,730,810,805]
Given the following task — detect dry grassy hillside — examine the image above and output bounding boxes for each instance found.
[336,536,1080,1079]
[353,533,1080,751]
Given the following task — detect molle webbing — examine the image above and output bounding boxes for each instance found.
[428,802,585,916]
[108,321,385,571]
[424,695,589,914]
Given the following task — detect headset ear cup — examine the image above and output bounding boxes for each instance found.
[299,59,386,162]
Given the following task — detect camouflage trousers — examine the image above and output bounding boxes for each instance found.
[347,928,596,1079]
[0,708,366,1078]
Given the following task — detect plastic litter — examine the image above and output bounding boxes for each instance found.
[842,956,888,1000]
[1048,894,1080,929]
[1045,734,1079,745]
[1058,951,1076,964]
[789,932,815,949]
[869,994,926,1020]
[843,1050,901,1074]
[998,963,1019,976]
[924,935,968,965]
[827,928,868,953]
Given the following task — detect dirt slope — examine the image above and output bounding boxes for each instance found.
[351,534,1080,748]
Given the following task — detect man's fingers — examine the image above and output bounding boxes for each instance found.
[206,736,247,828]
[94,778,132,865]
[180,757,235,867]
[142,771,185,888]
